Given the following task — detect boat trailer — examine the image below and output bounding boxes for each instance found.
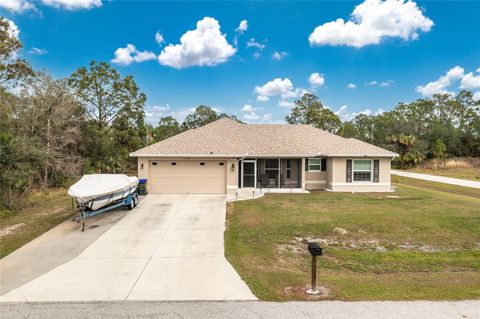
[74,192,139,232]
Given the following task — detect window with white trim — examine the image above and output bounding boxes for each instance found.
[308,158,321,171]
[353,159,372,182]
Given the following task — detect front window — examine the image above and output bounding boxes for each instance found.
[353,159,372,182]
[308,158,321,171]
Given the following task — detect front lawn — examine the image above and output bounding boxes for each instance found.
[225,176,480,301]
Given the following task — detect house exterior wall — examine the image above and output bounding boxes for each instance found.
[327,157,392,192]
[226,158,238,196]
[137,156,392,194]
[305,171,327,190]
[137,157,149,180]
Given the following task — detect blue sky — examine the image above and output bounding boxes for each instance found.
[2,0,480,125]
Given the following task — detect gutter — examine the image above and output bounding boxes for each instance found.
[129,153,398,158]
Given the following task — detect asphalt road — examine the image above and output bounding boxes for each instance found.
[1,300,479,319]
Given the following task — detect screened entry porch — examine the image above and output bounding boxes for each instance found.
[239,158,302,189]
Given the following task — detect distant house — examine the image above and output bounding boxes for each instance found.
[130,118,397,195]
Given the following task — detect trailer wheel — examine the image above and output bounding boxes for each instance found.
[127,200,134,210]
[133,195,138,207]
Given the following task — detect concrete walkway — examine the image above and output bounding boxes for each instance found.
[392,170,480,189]
[0,194,255,302]
[1,300,478,319]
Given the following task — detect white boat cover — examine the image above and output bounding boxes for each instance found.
[68,174,138,199]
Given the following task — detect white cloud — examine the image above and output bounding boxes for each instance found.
[309,0,434,48]
[278,100,295,108]
[111,44,156,66]
[347,83,357,89]
[309,72,325,88]
[257,95,269,102]
[144,104,172,125]
[335,105,353,121]
[246,38,265,50]
[2,18,19,39]
[416,66,465,96]
[0,0,35,12]
[155,31,164,45]
[335,105,383,121]
[158,17,236,69]
[255,78,294,99]
[41,0,101,10]
[145,105,209,125]
[271,51,288,61]
[243,111,272,124]
[28,47,48,55]
[246,38,267,58]
[254,78,307,107]
[0,0,101,11]
[460,72,480,90]
[243,112,260,121]
[235,19,248,34]
[241,104,255,112]
[365,80,394,87]
[473,92,480,101]
[379,80,394,87]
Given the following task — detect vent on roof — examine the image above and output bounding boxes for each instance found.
[219,162,224,166]
[200,162,205,166]
[152,162,157,166]
[171,162,176,166]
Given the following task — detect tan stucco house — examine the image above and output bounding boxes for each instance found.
[130,118,398,195]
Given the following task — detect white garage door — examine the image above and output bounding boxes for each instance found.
[148,160,227,194]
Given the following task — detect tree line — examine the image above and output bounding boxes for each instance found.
[1,17,479,210]
[285,92,479,168]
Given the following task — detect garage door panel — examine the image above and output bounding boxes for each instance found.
[148,160,226,194]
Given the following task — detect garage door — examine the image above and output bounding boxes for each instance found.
[148,160,226,194]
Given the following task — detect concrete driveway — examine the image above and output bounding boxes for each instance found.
[392,170,480,188]
[0,194,256,302]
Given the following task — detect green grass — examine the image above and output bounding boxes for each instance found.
[400,166,480,181]
[225,176,480,301]
[0,188,75,258]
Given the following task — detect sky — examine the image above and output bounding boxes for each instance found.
[1,0,480,125]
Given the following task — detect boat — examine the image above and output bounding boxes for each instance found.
[68,174,139,211]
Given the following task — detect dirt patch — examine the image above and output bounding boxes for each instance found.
[398,243,450,252]
[0,223,25,237]
[277,235,467,255]
[386,195,400,199]
[333,227,348,235]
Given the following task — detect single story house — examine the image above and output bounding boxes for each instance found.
[130,118,398,195]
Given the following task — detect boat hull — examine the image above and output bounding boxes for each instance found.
[69,174,139,211]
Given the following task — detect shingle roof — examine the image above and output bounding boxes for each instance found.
[130,118,398,158]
